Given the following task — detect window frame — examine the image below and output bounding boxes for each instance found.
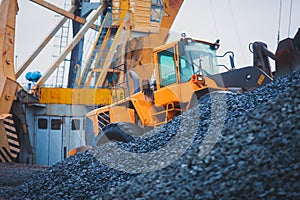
[38,118,48,130]
[51,119,62,130]
[157,47,177,87]
[71,119,81,131]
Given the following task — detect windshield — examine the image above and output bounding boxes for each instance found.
[181,41,219,76]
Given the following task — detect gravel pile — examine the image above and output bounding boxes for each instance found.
[98,70,300,199]
[0,152,135,199]
[0,163,47,189]
[0,70,299,199]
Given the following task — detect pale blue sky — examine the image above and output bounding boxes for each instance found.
[14,0,299,83]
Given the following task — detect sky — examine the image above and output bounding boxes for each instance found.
[13,0,300,84]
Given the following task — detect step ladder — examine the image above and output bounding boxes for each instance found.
[52,0,71,87]
[152,102,182,127]
[78,10,131,91]
[78,12,113,87]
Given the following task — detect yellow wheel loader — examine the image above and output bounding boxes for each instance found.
[84,35,289,146]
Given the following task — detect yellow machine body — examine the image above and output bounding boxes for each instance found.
[86,38,226,136]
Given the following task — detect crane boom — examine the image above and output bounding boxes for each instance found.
[0,0,20,162]
[0,0,18,81]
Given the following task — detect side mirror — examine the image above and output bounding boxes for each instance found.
[229,55,235,69]
[217,51,235,70]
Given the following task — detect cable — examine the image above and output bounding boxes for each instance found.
[277,0,282,44]
[209,0,219,38]
[228,0,246,64]
[288,0,293,37]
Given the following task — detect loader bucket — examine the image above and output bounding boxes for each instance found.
[275,28,300,78]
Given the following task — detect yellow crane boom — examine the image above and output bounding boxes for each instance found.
[0,0,20,162]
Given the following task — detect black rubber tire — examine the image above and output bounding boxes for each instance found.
[96,122,153,146]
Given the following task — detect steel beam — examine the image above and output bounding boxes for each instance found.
[16,6,76,79]
[36,5,104,86]
[95,14,131,87]
[29,0,99,31]
[0,0,18,81]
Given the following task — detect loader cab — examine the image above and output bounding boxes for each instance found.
[180,38,220,76]
[153,38,220,89]
[152,38,221,108]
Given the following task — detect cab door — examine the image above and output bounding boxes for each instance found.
[154,45,181,105]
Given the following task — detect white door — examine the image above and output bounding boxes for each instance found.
[48,117,63,165]
[69,118,86,151]
[35,116,63,166]
[35,116,49,166]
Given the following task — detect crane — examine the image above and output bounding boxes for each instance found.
[0,0,185,165]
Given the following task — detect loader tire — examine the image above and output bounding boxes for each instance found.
[96,122,151,146]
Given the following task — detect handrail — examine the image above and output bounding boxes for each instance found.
[95,14,131,87]
[77,12,113,87]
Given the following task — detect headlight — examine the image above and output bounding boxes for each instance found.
[197,75,203,81]
[191,74,205,85]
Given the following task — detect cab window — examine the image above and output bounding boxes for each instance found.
[157,47,176,87]
[179,57,193,82]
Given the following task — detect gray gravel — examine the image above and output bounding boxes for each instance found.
[0,70,299,199]
[0,163,47,189]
